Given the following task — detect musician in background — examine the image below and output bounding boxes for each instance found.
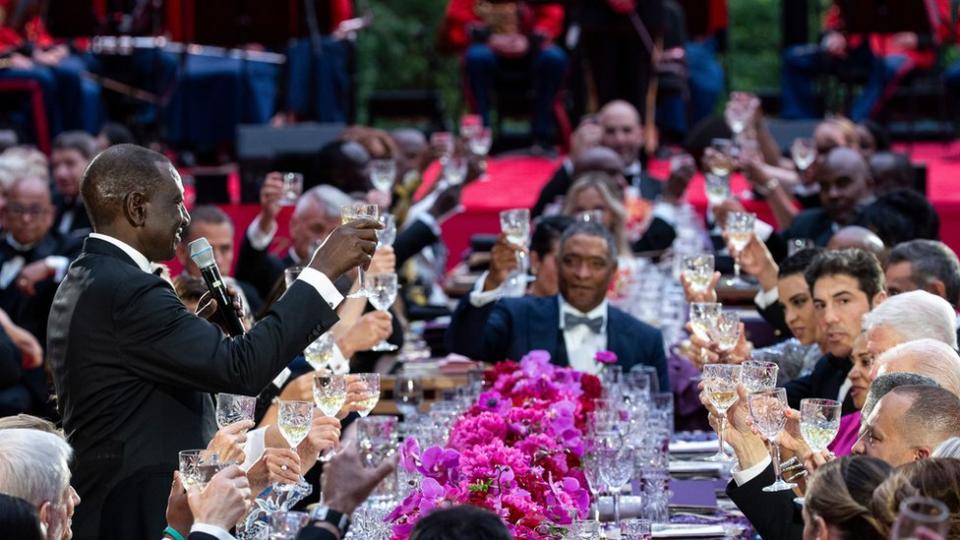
[0,0,102,135]
[441,0,567,149]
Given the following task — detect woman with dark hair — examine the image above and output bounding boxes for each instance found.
[410,506,511,540]
[872,458,960,540]
[802,456,892,540]
[0,493,43,540]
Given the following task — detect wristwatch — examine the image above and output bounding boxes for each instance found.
[310,505,350,534]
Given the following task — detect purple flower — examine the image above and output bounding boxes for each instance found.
[595,350,618,365]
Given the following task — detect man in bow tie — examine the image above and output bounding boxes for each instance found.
[446,221,668,389]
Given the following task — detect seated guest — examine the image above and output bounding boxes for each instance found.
[861,290,958,356]
[884,240,960,312]
[174,205,263,315]
[872,339,960,397]
[531,120,603,218]
[409,505,511,540]
[799,457,891,540]
[869,151,915,195]
[872,458,960,539]
[50,132,97,238]
[311,140,372,195]
[826,226,885,258]
[785,249,885,412]
[0,493,43,540]
[446,221,669,389]
[389,128,430,225]
[562,173,631,255]
[828,332,874,455]
[859,189,940,247]
[95,123,136,151]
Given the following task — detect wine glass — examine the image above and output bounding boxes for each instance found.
[580,451,605,522]
[596,430,634,528]
[689,302,722,364]
[790,138,816,172]
[704,173,731,207]
[891,496,951,539]
[499,208,531,297]
[369,159,396,195]
[357,416,398,468]
[748,388,796,492]
[799,398,841,453]
[443,155,468,186]
[725,211,756,286]
[276,400,313,492]
[304,333,337,372]
[740,360,779,393]
[377,214,397,247]
[215,393,256,430]
[279,172,303,206]
[355,373,381,417]
[367,272,398,351]
[575,519,601,539]
[621,518,652,540]
[270,511,311,538]
[341,202,380,298]
[682,254,715,295]
[313,371,346,462]
[178,449,205,490]
[702,364,742,462]
[709,312,740,353]
[284,266,302,288]
[430,131,454,163]
[394,373,423,419]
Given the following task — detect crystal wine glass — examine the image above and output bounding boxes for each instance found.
[276,400,314,493]
[709,311,740,353]
[748,388,796,492]
[215,393,256,430]
[740,360,779,393]
[799,398,841,453]
[313,372,346,463]
[596,431,635,528]
[304,333,336,372]
[377,214,397,247]
[355,373,381,417]
[279,172,303,206]
[581,451,605,522]
[703,363,741,462]
[499,208,530,298]
[394,372,423,419]
[621,518,652,540]
[689,302,722,364]
[725,100,749,136]
[178,449,205,490]
[790,137,816,172]
[369,159,396,195]
[682,254,715,296]
[725,211,756,286]
[341,202,380,298]
[367,272,398,351]
[357,416,398,468]
[704,173,731,207]
[891,496,951,539]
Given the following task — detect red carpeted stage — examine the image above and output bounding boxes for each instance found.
[170,142,960,276]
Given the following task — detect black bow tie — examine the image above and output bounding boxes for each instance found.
[563,313,604,333]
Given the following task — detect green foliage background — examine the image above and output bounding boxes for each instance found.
[354,0,787,124]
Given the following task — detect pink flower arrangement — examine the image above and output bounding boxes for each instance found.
[595,350,618,365]
[387,350,602,539]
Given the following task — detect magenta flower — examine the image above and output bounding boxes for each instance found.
[595,350,618,364]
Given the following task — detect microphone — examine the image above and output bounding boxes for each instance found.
[188,238,246,337]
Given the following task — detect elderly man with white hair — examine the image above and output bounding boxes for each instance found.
[861,289,958,358]
[871,338,960,397]
[0,429,75,540]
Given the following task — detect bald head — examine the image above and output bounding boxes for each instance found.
[827,226,884,255]
[598,100,643,165]
[81,144,175,230]
[390,129,428,179]
[874,339,960,397]
[819,147,874,224]
[572,146,625,180]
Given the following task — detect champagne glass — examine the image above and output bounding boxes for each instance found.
[704,173,731,207]
[682,254,715,295]
[394,372,423,419]
[596,430,634,528]
[377,214,397,247]
[215,393,256,430]
[499,208,531,297]
[891,496,951,539]
[280,172,303,206]
[304,333,336,372]
[341,202,380,298]
[709,311,740,353]
[725,211,756,286]
[748,388,796,492]
[355,373,381,417]
[703,364,741,462]
[367,272,399,351]
[799,398,841,453]
[740,360,779,393]
[790,137,816,172]
[369,159,397,195]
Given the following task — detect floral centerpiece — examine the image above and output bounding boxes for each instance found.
[387,350,603,539]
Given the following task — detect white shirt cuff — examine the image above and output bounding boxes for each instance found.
[246,217,278,251]
[271,367,292,390]
[754,286,779,309]
[417,212,442,237]
[240,426,267,472]
[469,271,504,307]
[754,219,774,242]
[652,201,678,226]
[732,455,772,487]
[190,523,236,540]
[44,256,70,282]
[296,267,345,310]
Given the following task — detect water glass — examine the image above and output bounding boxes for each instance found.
[369,159,396,194]
[357,416,398,468]
[366,272,399,351]
[215,393,256,430]
[748,388,796,492]
[682,254,714,295]
[279,173,303,206]
[741,360,779,393]
[341,202,380,298]
[799,398,841,453]
[377,214,397,247]
[891,496,951,539]
[395,373,423,419]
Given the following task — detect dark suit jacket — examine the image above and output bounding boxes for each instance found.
[48,237,339,540]
[235,233,289,300]
[394,218,440,268]
[754,298,791,343]
[784,353,857,414]
[781,208,837,247]
[446,294,669,390]
[532,163,573,218]
[296,524,338,540]
[726,463,802,540]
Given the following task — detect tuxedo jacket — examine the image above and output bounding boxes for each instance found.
[725,463,802,540]
[446,294,669,390]
[235,233,292,300]
[53,194,93,239]
[784,353,857,414]
[781,208,838,247]
[48,237,339,540]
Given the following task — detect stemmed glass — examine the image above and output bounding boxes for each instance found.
[704,173,731,208]
[581,451,605,522]
[725,212,756,286]
[703,364,741,462]
[682,254,715,296]
[740,360,779,393]
[799,398,841,455]
[709,312,740,354]
[215,393,256,430]
[891,496,951,539]
[341,202,379,298]
[179,449,222,490]
[748,388,796,492]
[367,272,399,351]
[499,208,530,297]
[705,139,735,177]
[369,159,397,196]
[276,400,314,492]
[596,431,635,529]
[689,302,722,363]
[377,214,397,248]
[313,372,346,463]
[394,372,423,419]
[354,373,381,417]
[443,154,468,186]
[791,138,816,173]
[304,333,337,372]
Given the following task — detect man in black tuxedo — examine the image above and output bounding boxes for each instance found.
[446,221,669,390]
[50,131,98,239]
[47,144,379,540]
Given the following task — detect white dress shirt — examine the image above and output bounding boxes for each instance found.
[731,455,772,486]
[558,296,608,375]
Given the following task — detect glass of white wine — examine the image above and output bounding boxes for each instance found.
[703,364,741,462]
[499,208,530,298]
[369,159,396,195]
[725,211,756,287]
[443,155,468,186]
[313,372,346,463]
[704,173,731,207]
[354,373,381,417]
[790,137,816,172]
[799,398,841,453]
[682,254,715,295]
[748,388,796,492]
[304,333,336,371]
[277,400,314,491]
[689,302,722,363]
[366,272,398,352]
[341,203,379,298]
[709,311,740,353]
[740,360,779,393]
